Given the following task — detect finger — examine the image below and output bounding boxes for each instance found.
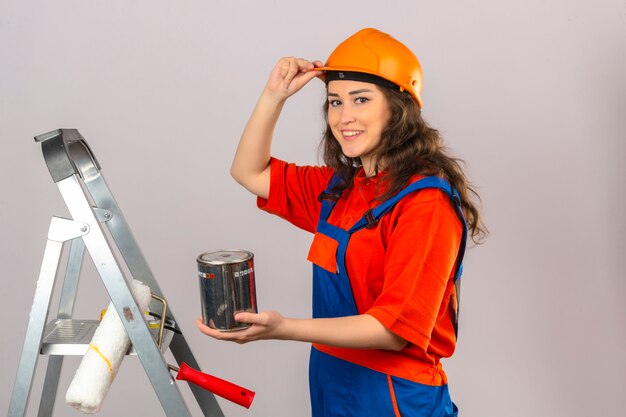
[297,59,323,81]
[295,58,314,71]
[234,312,260,324]
[295,59,324,77]
[298,68,323,85]
[278,57,292,79]
[195,317,222,337]
[195,317,250,343]
[283,58,301,89]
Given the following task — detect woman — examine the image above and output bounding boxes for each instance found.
[197,28,486,417]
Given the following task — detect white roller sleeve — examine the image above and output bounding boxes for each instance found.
[65,279,152,413]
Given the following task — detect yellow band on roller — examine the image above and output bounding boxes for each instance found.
[88,343,114,377]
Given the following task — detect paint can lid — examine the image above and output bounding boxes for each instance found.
[197,250,253,265]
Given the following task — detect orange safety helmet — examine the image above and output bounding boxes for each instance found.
[318,28,424,107]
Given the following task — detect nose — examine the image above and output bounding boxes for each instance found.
[339,103,356,124]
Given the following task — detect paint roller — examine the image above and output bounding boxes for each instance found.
[65,279,255,413]
[65,279,153,413]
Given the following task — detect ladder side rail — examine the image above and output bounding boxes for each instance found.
[70,141,225,416]
[57,176,194,417]
[169,334,226,416]
[36,359,62,417]
[69,139,167,306]
[84,173,167,305]
[37,238,86,417]
[8,218,87,417]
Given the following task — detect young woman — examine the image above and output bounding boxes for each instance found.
[197,28,486,417]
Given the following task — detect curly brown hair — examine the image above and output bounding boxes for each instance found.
[320,85,487,244]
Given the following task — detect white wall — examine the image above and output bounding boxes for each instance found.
[1,1,624,416]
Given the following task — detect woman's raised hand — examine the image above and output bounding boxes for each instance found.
[265,57,323,100]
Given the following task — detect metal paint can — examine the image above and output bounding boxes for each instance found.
[197,250,257,331]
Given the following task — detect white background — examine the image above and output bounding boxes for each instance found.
[1,1,625,416]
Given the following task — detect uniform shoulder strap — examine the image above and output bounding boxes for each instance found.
[318,172,343,201]
[317,172,344,221]
[349,176,468,282]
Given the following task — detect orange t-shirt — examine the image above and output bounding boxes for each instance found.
[257,158,463,386]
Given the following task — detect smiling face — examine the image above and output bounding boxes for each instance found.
[326,80,391,176]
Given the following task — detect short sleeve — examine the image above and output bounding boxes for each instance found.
[366,190,463,349]
[257,158,334,233]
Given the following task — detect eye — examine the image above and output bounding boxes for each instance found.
[328,99,342,107]
[355,97,369,104]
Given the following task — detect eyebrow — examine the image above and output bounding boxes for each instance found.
[327,89,375,97]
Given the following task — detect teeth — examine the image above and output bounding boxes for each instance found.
[343,131,362,137]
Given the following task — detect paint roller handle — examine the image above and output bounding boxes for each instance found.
[175,362,255,409]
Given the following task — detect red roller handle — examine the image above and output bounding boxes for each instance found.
[175,362,255,409]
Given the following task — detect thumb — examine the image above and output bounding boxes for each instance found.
[299,67,323,85]
[234,312,258,324]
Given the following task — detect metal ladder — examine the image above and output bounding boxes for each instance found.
[7,129,224,417]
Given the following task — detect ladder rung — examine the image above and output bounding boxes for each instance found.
[40,319,174,356]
